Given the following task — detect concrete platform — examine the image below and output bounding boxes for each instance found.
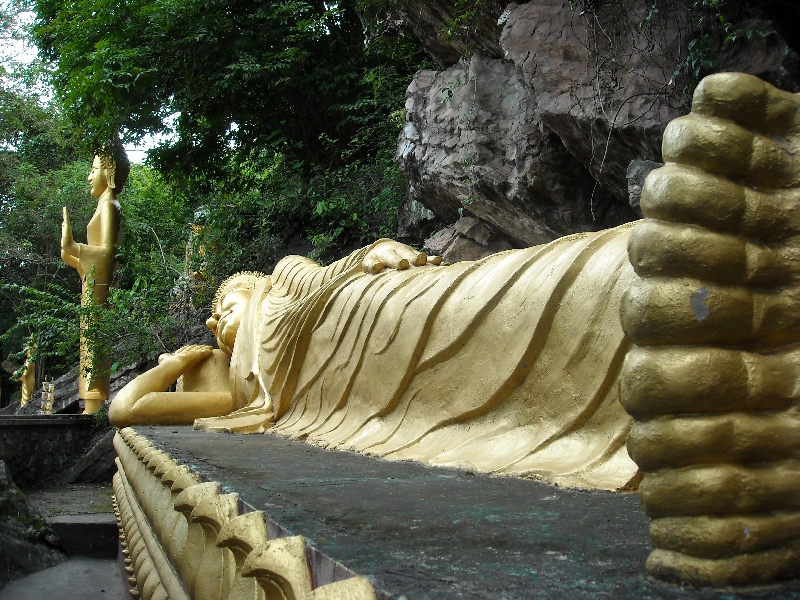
[25,483,114,518]
[48,514,118,558]
[0,558,128,600]
[137,426,800,599]
[25,483,118,558]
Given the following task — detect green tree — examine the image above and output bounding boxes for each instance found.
[2,0,431,406]
[31,0,429,177]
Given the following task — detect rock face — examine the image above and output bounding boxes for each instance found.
[395,0,800,261]
[400,54,636,258]
[0,416,99,487]
[0,461,66,589]
[56,428,117,485]
[390,0,506,67]
[424,216,514,262]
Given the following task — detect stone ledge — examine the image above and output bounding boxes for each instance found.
[48,514,118,559]
[133,426,800,599]
[0,415,96,426]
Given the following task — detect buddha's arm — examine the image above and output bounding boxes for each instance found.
[109,345,233,427]
[271,248,369,298]
[272,240,439,299]
[72,203,120,284]
[62,202,118,257]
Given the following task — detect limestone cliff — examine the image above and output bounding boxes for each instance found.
[392,0,800,260]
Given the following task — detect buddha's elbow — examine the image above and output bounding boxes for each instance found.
[108,392,131,427]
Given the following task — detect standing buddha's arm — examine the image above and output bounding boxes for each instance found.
[61,203,120,286]
[60,207,82,275]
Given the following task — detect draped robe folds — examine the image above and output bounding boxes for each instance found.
[230,223,640,490]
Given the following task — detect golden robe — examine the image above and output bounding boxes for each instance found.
[230,223,639,490]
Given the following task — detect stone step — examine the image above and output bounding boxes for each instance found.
[47,513,118,559]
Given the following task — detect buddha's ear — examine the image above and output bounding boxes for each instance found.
[106,168,117,190]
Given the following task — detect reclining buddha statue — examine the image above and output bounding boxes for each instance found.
[110,73,800,585]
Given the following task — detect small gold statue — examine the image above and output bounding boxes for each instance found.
[61,146,129,414]
[40,380,54,415]
[10,346,35,407]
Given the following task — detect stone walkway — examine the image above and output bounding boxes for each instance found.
[25,482,115,518]
[140,426,800,600]
[0,557,128,600]
[0,483,126,599]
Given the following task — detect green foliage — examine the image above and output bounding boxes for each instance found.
[0,156,94,384]
[675,32,713,81]
[194,137,406,284]
[441,0,487,54]
[190,158,311,290]
[31,0,429,177]
[439,77,464,104]
[92,404,110,429]
[115,164,193,293]
[2,0,427,405]
[0,283,79,375]
[306,156,405,262]
[80,277,192,383]
[673,0,757,87]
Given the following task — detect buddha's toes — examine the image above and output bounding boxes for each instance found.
[620,73,800,585]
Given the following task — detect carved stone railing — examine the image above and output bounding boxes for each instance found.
[112,427,376,600]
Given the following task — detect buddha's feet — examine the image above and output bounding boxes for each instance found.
[193,402,274,434]
[620,73,800,586]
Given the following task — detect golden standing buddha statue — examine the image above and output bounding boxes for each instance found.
[11,345,35,407]
[61,148,130,414]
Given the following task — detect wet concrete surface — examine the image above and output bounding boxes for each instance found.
[0,558,128,600]
[138,426,800,599]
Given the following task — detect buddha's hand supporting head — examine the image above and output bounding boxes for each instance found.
[207,272,267,355]
[619,73,800,585]
[362,240,442,275]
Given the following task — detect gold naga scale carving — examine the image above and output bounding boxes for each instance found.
[112,427,377,600]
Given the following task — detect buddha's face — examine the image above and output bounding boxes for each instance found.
[88,156,109,198]
[207,289,251,355]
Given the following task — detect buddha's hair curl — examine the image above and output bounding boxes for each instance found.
[97,138,131,192]
[211,271,267,313]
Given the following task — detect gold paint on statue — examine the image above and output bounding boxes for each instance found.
[62,150,129,413]
[11,346,35,407]
[619,72,800,585]
[109,73,800,585]
[113,236,640,490]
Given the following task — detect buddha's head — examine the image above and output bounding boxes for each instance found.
[89,143,131,199]
[207,272,266,354]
